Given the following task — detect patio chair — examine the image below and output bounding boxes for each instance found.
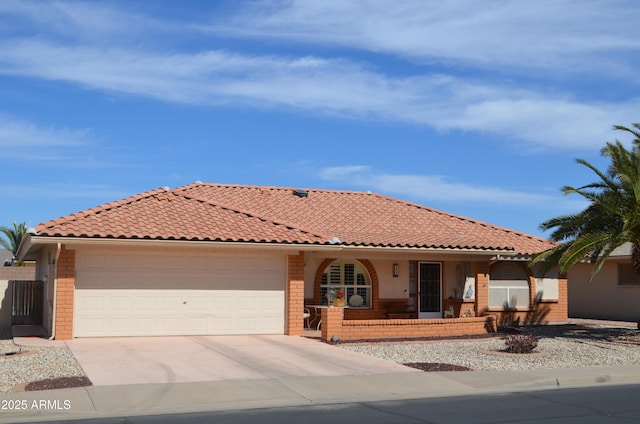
[303,307,311,328]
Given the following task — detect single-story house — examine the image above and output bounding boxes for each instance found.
[567,243,640,322]
[17,182,567,341]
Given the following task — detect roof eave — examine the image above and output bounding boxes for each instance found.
[338,244,517,256]
[22,235,520,256]
[22,235,344,252]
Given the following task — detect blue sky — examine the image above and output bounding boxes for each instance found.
[1,0,638,238]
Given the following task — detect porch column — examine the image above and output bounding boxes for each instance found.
[474,261,490,315]
[285,251,305,336]
[54,245,75,340]
[554,275,568,322]
[321,306,344,342]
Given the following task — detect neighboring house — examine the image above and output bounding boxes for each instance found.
[567,243,640,322]
[17,182,567,340]
[0,249,12,266]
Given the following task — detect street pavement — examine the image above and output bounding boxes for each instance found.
[3,325,640,423]
[1,364,640,423]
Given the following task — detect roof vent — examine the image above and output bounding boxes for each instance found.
[292,189,308,198]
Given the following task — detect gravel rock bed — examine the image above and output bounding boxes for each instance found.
[340,325,640,371]
[0,329,87,393]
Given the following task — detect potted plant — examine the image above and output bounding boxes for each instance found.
[333,289,346,307]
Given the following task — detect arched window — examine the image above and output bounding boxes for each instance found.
[489,262,530,308]
[320,260,371,308]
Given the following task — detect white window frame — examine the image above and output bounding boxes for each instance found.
[321,260,372,308]
[489,262,530,309]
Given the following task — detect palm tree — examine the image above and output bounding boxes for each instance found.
[531,123,640,279]
[0,221,29,259]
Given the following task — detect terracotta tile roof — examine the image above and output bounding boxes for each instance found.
[35,182,555,254]
[35,187,329,245]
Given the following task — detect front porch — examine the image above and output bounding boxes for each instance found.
[292,251,567,341]
[319,307,497,342]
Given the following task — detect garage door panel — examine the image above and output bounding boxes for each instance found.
[138,297,158,311]
[110,296,130,312]
[186,297,208,312]
[74,252,286,337]
[210,317,233,332]
[136,318,158,332]
[78,296,105,313]
[160,318,181,332]
[110,318,131,333]
[75,289,285,336]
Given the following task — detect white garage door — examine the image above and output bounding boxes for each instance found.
[73,250,285,337]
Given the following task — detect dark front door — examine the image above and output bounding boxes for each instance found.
[418,262,441,318]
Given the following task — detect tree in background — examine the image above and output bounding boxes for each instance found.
[531,123,640,279]
[0,221,29,264]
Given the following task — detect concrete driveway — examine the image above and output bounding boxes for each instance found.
[65,335,417,386]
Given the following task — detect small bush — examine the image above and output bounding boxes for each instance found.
[504,334,538,354]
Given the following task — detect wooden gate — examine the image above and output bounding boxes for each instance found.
[11,280,43,325]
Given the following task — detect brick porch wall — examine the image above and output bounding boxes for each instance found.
[286,252,305,335]
[55,246,75,340]
[321,307,496,342]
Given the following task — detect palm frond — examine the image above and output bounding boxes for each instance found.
[531,123,640,277]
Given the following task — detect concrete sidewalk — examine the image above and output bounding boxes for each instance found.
[1,365,640,423]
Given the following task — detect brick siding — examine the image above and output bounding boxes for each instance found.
[321,306,496,342]
[54,246,75,340]
[286,252,305,335]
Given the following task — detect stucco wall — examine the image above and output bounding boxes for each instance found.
[568,261,640,321]
[304,252,483,301]
[304,253,409,299]
[0,280,11,328]
[531,264,559,300]
[0,266,37,328]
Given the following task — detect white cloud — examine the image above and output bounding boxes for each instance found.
[3,183,129,200]
[0,40,633,151]
[216,0,639,74]
[0,1,636,152]
[0,114,94,162]
[0,114,124,169]
[0,0,163,42]
[320,165,578,208]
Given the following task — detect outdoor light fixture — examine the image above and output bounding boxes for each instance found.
[393,263,399,277]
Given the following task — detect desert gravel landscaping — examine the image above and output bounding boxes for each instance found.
[340,319,640,371]
[1,319,639,392]
[0,329,86,393]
